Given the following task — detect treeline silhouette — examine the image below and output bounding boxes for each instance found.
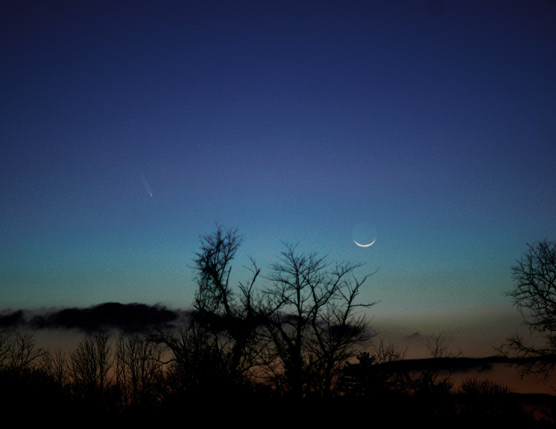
[1,226,554,426]
[0,328,553,426]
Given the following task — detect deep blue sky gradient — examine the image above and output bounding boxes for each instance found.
[2,1,556,353]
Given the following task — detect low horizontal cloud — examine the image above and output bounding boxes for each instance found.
[0,303,187,333]
[376,356,499,373]
[0,310,26,329]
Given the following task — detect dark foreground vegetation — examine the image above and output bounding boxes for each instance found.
[0,330,552,427]
[2,228,556,426]
[0,329,554,427]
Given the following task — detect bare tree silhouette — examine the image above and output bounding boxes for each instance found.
[69,332,112,405]
[158,321,232,398]
[408,333,459,395]
[40,348,68,387]
[338,339,408,397]
[157,226,376,401]
[501,239,556,376]
[0,331,9,368]
[114,333,165,409]
[191,225,264,382]
[0,331,69,421]
[262,243,375,398]
[0,331,45,375]
[154,225,267,402]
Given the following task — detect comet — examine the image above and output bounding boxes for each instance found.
[141,175,153,197]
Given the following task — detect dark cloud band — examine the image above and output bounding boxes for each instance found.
[0,303,185,333]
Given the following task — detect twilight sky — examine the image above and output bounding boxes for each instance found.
[1,0,556,355]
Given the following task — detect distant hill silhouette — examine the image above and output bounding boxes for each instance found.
[376,355,556,374]
[377,356,509,372]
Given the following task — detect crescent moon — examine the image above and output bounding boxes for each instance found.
[354,238,376,248]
